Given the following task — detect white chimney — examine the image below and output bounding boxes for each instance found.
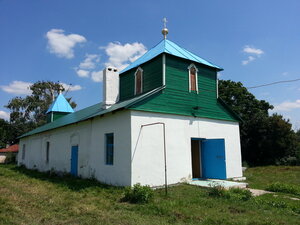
[102,66,119,109]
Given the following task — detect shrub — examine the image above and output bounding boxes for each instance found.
[228,188,252,201]
[208,185,230,198]
[123,183,153,204]
[208,185,252,201]
[266,182,300,197]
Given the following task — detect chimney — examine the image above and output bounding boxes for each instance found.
[102,66,119,109]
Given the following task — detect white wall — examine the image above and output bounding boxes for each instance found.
[130,110,243,187]
[18,110,132,186]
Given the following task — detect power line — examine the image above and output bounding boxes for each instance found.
[246,78,300,89]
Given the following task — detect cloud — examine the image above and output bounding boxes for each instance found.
[76,69,89,78]
[243,46,264,55]
[104,42,147,70]
[46,29,86,59]
[60,83,82,92]
[282,72,288,76]
[1,81,32,95]
[273,99,300,111]
[0,111,10,121]
[91,70,103,82]
[242,45,264,65]
[79,54,100,69]
[242,56,255,65]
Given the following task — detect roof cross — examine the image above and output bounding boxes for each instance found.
[163,17,167,29]
[162,17,169,39]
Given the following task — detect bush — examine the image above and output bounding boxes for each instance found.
[208,185,252,201]
[123,183,153,204]
[229,188,252,201]
[266,182,300,197]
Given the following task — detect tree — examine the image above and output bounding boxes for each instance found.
[219,80,300,166]
[5,81,76,144]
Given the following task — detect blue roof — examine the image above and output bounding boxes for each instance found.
[46,94,75,113]
[121,39,222,73]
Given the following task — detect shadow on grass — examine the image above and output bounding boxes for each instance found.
[10,165,122,192]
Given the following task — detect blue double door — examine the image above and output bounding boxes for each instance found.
[191,139,226,179]
[71,145,78,176]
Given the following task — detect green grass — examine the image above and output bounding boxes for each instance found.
[244,166,300,189]
[0,165,300,225]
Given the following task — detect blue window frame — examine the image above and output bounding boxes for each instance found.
[105,133,114,165]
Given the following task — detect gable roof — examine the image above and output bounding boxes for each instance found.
[20,86,164,138]
[46,94,74,114]
[121,39,222,74]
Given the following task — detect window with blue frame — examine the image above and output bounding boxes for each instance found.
[105,133,114,165]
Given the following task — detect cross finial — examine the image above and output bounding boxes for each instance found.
[162,17,169,39]
[163,17,167,29]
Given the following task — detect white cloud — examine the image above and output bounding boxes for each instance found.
[273,99,300,111]
[243,46,264,55]
[46,29,86,59]
[0,81,32,95]
[91,70,103,82]
[0,111,10,121]
[60,83,82,92]
[76,69,89,78]
[242,56,255,65]
[104,42,147,70]
[242,45,264,65]
[79,54,100,69]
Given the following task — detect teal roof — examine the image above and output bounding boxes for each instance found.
[121,39,222,74]
[46,94,74,113]
[20,86,164,138]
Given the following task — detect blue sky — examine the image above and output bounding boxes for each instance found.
[0,0,300,129]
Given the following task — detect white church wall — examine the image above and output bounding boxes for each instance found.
[18,110,132,186]
[130,110,243,187]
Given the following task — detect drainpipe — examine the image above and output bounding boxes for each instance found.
[141,122,168,195]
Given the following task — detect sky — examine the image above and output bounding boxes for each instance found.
[0,0,300,129]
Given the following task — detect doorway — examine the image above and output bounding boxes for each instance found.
[71,145,78,176]
[191,138,227,179]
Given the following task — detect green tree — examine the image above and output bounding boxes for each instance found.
[219,80,300,165]
[5,81,76,144]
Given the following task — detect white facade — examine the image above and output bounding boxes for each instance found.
[18,109,243,187]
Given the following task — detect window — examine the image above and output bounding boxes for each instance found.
[188,64,198,92]
[105,133,114,165]
[46,141,50,164]
[135,67,143,95]
[22,144,26,160]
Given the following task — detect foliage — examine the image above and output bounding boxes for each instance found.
[219,80,300,166]
[266,182,300,197]
[3,81,76,144]
[208,185,252,201]
[1,165,300,225]
[123,183,154,204]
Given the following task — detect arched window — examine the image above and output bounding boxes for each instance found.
[188,64,198,92]
[135,67,143,95]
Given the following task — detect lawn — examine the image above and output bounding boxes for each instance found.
[0,165,299,225]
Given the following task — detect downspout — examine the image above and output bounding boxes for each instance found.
[141,122,168,195]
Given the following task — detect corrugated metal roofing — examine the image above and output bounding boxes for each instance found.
[121,39,222,73]
[46,94,74,113]
[20,86,164,138]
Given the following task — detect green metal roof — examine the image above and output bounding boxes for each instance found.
[121,39,222,74]
[20,86,164,138]
[46,94,74,113]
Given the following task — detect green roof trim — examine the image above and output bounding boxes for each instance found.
[19,86,165,138]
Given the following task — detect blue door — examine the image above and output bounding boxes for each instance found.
[71,145,78,176]
[201,139,226,179]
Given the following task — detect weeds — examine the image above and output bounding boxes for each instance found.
[122,183,153,204]
[208,185,252,201]
[266,182,300,197]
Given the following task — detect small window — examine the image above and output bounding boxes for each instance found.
[46,141,50,164]
[135,67,143,95]
[105,133,114,165]
[188,64,198,92]
[22,144,26,160]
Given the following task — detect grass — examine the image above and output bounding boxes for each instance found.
[0,165,300,225]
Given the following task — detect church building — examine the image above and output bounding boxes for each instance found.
[17,27,243,187]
